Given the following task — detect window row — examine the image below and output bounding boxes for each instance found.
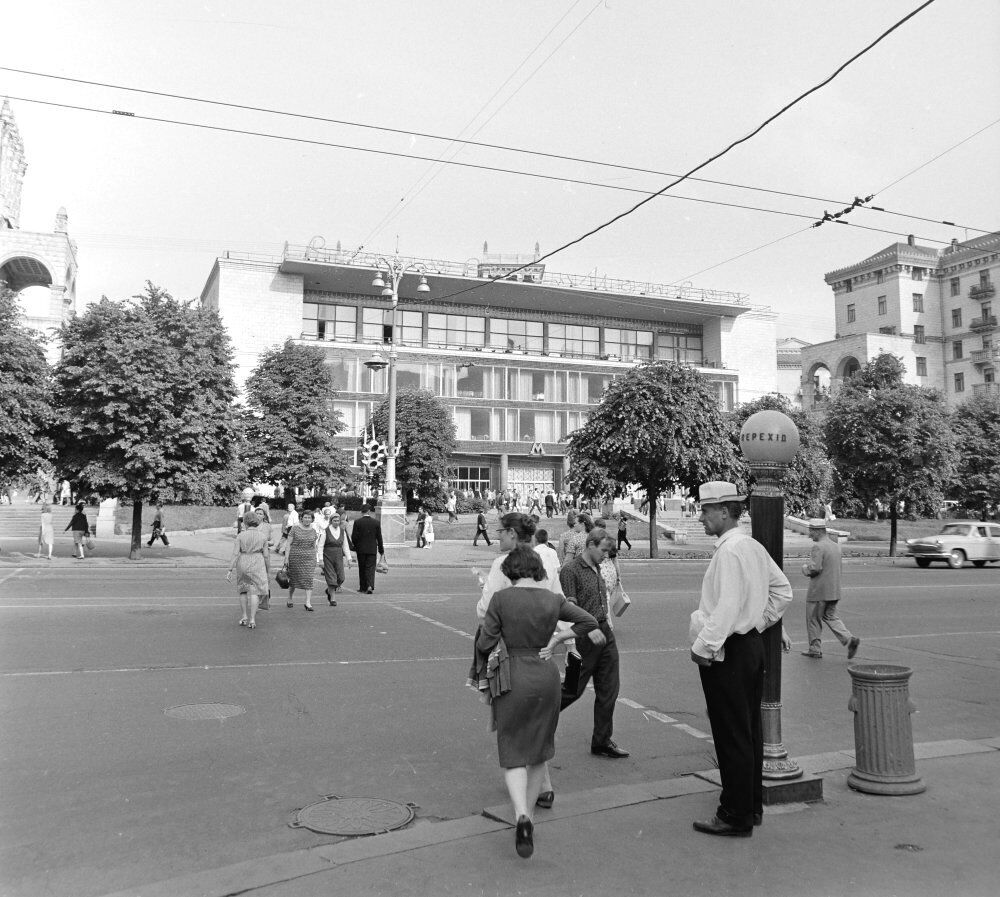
[453,407,590,443]
[303,302,700,361]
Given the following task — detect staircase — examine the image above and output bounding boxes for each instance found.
[0,504,89,539]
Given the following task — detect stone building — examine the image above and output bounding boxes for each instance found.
[201,243,780,492]
[801,232,999,409]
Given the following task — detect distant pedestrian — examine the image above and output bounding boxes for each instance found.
[528,488,542,516]
[424,513,435,548]
[690,481,793,837]
[532,528,559,574]
[276,503,298,553]
[227,510,270,629]
[351,504,385,594]
[447,492,458,523]
[557,512,579,562]
[254,506,274,551]
[473,508,491,546]
[318,510,354,605]
[563,514,593,563]
[235,495,253,533]
[65,502,90,559]
[801,519,859,660]
[59,479,71,506]
[616,512,631,552]
[415,505,427,548]
[544,490,555,518]
[147,502,169,547]
[283,510,318,611]
[37,505,54,559]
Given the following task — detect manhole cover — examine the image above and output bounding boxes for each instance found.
[164,703,246,720]
[291,797,415,836]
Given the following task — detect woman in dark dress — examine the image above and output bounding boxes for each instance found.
[476,546,598,859]
[283,510,318,611]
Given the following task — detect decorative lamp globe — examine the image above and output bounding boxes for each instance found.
[364,350,388,371]
[739,410,800,465]
[372,272,385,289]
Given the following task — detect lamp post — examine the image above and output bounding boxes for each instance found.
[739,409,802,781]
[364,256,430,542]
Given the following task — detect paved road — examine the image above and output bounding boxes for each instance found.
[0,561,997,897]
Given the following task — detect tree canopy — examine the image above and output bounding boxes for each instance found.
[52,283,246,557]
[242,340,351,494]
[367,387,456,506]
[950,393,1000,519]
[0,287,55,493]
[566,361,741,556]
[825,353,956,555]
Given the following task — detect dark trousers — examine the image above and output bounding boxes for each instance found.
[357,553,377,592]
[545,506,554,518]
[322,548,346,592]
[617,532,631,550]
[473,527,491,546]
[147,527,169,546]
[416,524,426,548]
[560,622,619,747]
[698,630,764,828]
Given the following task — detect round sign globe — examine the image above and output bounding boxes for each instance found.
[739,410,799,464]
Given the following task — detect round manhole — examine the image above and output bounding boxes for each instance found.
[291,797,415,836]
[164,703,246,720]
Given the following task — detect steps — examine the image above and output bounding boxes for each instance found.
[0,505,88,539]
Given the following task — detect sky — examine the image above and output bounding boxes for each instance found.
[3,0,999,344]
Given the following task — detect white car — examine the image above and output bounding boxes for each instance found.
[904,521,1000,569]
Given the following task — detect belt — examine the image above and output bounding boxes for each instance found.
[508,648,544,656]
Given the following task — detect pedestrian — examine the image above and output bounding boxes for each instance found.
[37,505,54,559]
[563,513,593,563]
[473,507,491,546]
[599,534,624,611]
[415,505,427,548]
[317,510,354,605]
[147,502,170,547]
[235,493,253,533]
[227,510,271,629]
[446,491,458,523]
[475,545,599,858]
[423,512,435,548]
[544,490,555,518]
[558,527,628,760]
[276,503,298,554]
[478,514,563,622]
[532,528,559,573]
[616,512,631,552]
[283,509,319,611]
[690,481,793,837]
[801,519,859,660]
[59,479,71,506]
[65,502,90,559]
[557,511,579,562]
[528,488,542,516]
[350,503,385,594]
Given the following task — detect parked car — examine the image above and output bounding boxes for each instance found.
[903,521,1000,568]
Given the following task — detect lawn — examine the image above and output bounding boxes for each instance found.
[835,517,968,543]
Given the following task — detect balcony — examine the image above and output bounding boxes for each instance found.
[970,283,995,300]
[970,315,998,332]
[970,347,1000,366]
[972,383,1000,397]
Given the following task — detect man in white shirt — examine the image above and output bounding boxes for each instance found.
[690,481,792,838]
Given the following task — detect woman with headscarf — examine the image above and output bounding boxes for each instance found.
[317,509,354,605]
[227,510,270,629]
[284,509,319,611]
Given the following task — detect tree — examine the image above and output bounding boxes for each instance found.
[950,394,1000,519]
[51,283,246,558]
[242,340,351,498]
[566,361,741,557]
[825,353,956,555]
[729,393,833,518]
[367,388,456,506]
[0,287,55,494]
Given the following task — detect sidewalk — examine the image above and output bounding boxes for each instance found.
[98,737,1000,897]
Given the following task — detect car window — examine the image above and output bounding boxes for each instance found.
[989,527,1000,539]
[940,524,970,536]
[976,527,988,538]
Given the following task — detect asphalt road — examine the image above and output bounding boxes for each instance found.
[0,560,997,897]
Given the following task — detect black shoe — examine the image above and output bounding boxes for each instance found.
[535,790,554,809]
[753,812,763,827]
[366,588,374,594]
[591,740,630,759]
[692,816,752,837]
[847,637,860,660]
[515,815,534,858]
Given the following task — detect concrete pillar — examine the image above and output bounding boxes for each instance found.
[499,453,508,491]
[96,498,117,538]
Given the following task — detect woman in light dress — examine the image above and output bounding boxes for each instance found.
[37,505,54,559]
[423,512,435,548]
[227,511,271,629]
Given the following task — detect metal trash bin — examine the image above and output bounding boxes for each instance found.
[847,664,925,795]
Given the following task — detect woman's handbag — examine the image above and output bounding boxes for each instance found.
[85,535,95,551]
[612,586,631,617]
[275,566,290,589]
[376,556,389,575]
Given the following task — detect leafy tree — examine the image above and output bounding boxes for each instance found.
[0,287,55,493]
[367,387,456,506]
[566,361,741,557]
[950,394,1000,519]
[52,283,246,558]
[729,393,833,518]
[825,353,956,555]
[242,340,351,497]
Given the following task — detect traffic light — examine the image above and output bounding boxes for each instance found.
[360,438,385,473]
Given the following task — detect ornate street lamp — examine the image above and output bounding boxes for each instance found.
[739,409,802,781]
[364,257,430,542]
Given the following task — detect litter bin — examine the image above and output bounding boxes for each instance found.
[847,664,925,795]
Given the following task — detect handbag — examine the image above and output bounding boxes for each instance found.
[376,556,389,575]
[275,566,290,589]
[85,536,95,551]
[612,586,631,617]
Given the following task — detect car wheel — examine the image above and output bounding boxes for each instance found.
[972,560,986,568]
[915,558,931,568]
[947,549,966,569]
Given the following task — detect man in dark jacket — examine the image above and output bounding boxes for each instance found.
[351,504,385,593]
[473,509,491,546]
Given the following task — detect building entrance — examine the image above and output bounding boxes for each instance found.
[507,464,555,499]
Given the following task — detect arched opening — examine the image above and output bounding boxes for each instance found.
[0,255,55,320]
[803,362,832,409]
[838,356,861,381]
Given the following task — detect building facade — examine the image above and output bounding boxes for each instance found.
[201,244,779,492]
[801,232,999,409]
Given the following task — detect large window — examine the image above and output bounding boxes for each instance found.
[912,293,923,312]
[516,410,563,442]
[397,310,423,344]
[712,380,736,412]
[604,327,653,360]
[952,308,963,328]
[394,361,425,391]
[489,318,543,352]
[914,325,925,344]
[877,296,887,315]
[656,333,703,364]
[326,356,355,391]
[362,307,390,343]
[954,372,965,393]
[303,303,356,341]
[846,304,856,323]
[951,277,961,296]
[428,313,485,348]
[548,323,599,357]
[916,357,927,376]
[451,466,491,493]
[953,340,963,360]
[454,407,494,441]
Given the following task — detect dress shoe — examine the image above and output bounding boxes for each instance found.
[692,816,752,837]
[801,649,822,659]
[515,815,534,858]
[847,637,860,660]
[591,740,630,759]
[535,790,554,809]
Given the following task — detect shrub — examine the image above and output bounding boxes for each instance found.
[456,496,486,514]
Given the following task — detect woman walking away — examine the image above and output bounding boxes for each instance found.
[65,502,90,559]
[616,512,631,552]
[284,509,319,611]
[476,546,598,859]
[37,505,54,559]
[318,510,354,605]
[228,510,270,629]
